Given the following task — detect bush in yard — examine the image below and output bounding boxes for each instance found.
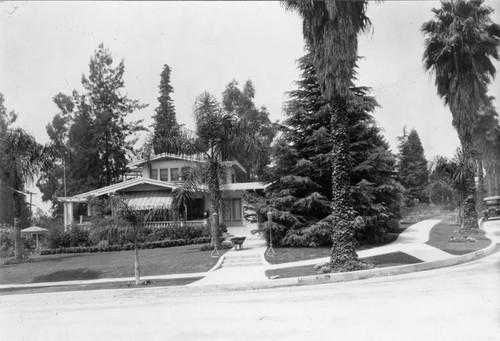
[38,236,210,255]
[1,226,36,258]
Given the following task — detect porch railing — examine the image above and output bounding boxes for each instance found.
[144,220,207,228]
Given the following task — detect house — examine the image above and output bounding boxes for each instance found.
[58,153,266,231]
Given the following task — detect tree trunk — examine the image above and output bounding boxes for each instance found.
[329,97,365,272]
[134,225,140,285]
[477,158,485,208]
[208,161,222,249]
[211,211,221,248]
[14,217,23,260]
[459,133,479,234]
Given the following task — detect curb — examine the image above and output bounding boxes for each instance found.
[1,241,497,296]
[1,222,497,295]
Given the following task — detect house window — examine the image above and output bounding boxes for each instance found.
[231,173,236,183]
[151,169,158,180]
[232,198,242,221]
[170,168,180,181]
[160,169,169,182]
[222,198,242,222]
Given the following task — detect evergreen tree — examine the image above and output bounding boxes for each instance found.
[0,93,18,224]
[38,44,146,210]
[152,64,179,155]
[396,128,430,205]
[254,54,404,246]
[221,80,276,180]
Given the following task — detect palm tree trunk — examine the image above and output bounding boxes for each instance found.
[329,97,364,272]
[14,217,23,260]
[209,161,222,249]
[477,158,485,203]
[134,225,140,285]
[459,133,479,233]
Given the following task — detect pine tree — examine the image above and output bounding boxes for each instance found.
[38,44,146,210]
[397,128,430,206]
[255,54,404,247]
[152,64,179,155]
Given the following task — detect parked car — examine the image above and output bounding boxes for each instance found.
[483,195,500,221]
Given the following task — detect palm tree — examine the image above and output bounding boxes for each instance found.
[422,0,500,234]
[0,128,51,260]
[172,167,199,221]
[283,1,370,271]
[110,194,159,285]
[158,92,261,249]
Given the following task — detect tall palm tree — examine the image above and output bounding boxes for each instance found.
[422,0,500,233]
[158,91,261,249]
[283,1,370,271]
[0,128,51,260]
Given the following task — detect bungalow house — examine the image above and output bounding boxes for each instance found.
[58,153,266,231]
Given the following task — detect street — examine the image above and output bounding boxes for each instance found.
[1,221,499,341]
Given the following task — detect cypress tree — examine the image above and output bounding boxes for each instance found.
[152,64,179,155]
[397,128,430,205]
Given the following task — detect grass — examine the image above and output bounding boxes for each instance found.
[265,222,412,265]
[425,220,492,255]
[0,277,202,296]
[265,252,423,279]
[0,244,227,285]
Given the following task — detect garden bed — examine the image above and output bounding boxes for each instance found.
[265,222,412,265]
[265,251,423,279]
[0,244,227,285]
[425,220,491,255]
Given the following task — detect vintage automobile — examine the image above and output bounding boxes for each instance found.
[483,195,500,221]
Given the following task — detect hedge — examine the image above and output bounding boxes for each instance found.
[39,237,212,256]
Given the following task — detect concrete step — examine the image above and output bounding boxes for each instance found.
[223,258,261,264]
[224,254,261,260]
[222,255,262,267]
[222,261,263,267]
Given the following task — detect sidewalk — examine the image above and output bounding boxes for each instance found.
[1,218,498,292]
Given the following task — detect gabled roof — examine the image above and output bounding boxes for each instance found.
[58,178,179,202]
[127,152,207,168]
[58,177,268,204]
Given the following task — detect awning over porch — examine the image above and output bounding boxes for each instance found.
[122,191,173,210]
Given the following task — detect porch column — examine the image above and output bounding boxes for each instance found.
[64,202,73,232]
[63,202,68,230]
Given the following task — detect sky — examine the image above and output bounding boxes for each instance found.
[1,1,500,212]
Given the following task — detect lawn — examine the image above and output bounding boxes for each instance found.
[265,222,413,265]
[265,252,423,279]
[0,245,228,285]
[425,220,492,255]
[0,277,203,296]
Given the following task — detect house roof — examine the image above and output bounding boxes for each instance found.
[225,182,268,191]
[58,177,268,204]
[128,152,247,174]
[127,152,207,168]
[58,178,179,202]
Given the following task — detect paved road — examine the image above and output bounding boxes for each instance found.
[1,220,499,341]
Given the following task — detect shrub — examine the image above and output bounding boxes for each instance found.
[0,226,36,258]
[38,236,209,255]
[96,240,109,250]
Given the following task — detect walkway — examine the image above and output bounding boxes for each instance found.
[1,218,496,291]
[189,219,459,285]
